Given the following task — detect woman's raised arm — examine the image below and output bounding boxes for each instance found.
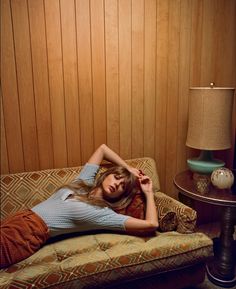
[124,175,159,233]
[87,144,140,177]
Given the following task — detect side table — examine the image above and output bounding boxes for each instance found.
[174,170,236,288]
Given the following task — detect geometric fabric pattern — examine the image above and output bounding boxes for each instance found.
[1,167,82,220]
[0,231,213,289]
[154,192,197,233]
[0,157,213,289]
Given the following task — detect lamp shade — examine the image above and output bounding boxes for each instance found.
[186,87,235,150]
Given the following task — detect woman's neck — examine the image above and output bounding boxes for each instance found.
[89,187,104,200]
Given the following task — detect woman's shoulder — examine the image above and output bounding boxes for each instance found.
[73,163,100,185]
[80,163,100,176]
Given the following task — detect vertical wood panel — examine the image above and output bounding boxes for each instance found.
[76,0,94,163]
[90,0,107,148]
[11,0,39,171]
[1,0,235,199]
[131,0,144,158]
[119,0,132,159]
[28,0,54,169]
[60,0,81,166]
[200,0,215,85]
[144,0,156,158]
[190,0,203,86]
[44,0,68,168]
[165,0,181,196]
[177,0,192,172]
[155,0,169,189]
[105,0,119,152]
[1,0,24,172]
[0,93,9,174]
[214,0,236,86]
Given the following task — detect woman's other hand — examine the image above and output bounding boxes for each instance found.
[139,175,153,195]
[124,174,158,233]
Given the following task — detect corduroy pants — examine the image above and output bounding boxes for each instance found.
[0,210,49,268]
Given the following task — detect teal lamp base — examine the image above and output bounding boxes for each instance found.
[187,150,225,174]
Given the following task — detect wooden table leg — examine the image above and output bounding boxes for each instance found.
[206,207,236,288]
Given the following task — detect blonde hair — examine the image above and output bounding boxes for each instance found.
[62,166,138,210]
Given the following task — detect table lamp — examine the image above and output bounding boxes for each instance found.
[186,84,235,174]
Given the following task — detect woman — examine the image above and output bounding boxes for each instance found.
[0,144,158,268]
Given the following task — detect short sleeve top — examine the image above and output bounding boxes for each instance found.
[32,163,129,237]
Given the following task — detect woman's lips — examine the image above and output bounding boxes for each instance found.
[109,186,115,193]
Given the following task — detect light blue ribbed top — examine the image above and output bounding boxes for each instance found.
[32,163,129,237]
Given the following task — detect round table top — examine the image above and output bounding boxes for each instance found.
[174,170,236,207]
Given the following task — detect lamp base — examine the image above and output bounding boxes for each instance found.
[187,150,225,174]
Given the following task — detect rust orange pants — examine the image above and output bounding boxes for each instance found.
[0,210,49,268]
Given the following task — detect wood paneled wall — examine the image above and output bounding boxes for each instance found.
[1,0,236,197]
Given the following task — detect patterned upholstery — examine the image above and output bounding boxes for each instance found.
[0,231,212,289]
[0,158,213,289]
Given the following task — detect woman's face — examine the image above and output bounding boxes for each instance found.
[102,174,126,200]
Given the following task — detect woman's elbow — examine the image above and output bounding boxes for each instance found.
[146,221,159,232]
[124,218,158,233]
[137,221,159,233]
[99,143,109,153]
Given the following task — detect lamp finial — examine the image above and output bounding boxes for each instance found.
[210,82,215,88]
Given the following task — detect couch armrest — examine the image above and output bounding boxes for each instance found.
[154,191,197,233]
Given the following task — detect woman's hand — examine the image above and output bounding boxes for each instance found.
[127,167,142,178]
[139,175,153,195]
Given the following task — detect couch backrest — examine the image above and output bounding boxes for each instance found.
[0,158,160,220]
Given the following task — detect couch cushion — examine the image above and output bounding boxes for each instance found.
[0,231,213,289]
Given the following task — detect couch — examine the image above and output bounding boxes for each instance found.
[0,157,213,289]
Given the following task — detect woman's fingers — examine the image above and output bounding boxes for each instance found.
[140,175,150,184]
[128,167,141,178]
[139,175,152,186]
[138,175,153,194]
